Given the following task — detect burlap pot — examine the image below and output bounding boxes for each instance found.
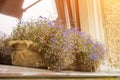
[9,40,45,68]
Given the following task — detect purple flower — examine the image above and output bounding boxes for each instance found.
[35,22,39,27]
[50,37,56,43]
[85,41,89,45]
[39,16,43,18]
[90,54,98,60]
[94,43,99,47]
[72,28,79,34]
[67,42,76,50]
[63,49,68,53]
[50,34,54,37]
[63,29,71,37]
[42,41,47,44]
[90,49,94,54]
[79,32,84,35]
[19,21,23,24]
[103,46,106,52]
[37,36,41,39]
[48,21,52,26]
[99,46,106,55]
[99,50,104,55]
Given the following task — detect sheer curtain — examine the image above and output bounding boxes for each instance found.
[55,0,81,30]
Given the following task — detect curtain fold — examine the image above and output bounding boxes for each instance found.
[55,0,81,30]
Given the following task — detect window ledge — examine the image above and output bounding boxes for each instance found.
[0,64,120,78]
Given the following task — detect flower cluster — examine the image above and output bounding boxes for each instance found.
[10,16,106,71]
[67,29,106,71]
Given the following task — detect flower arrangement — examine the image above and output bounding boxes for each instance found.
[10,16,106,71]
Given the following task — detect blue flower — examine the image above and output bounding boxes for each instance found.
[90,49,94,54]
[39,16,43,18]
[99,50,104,55]
[63,29,71,37]
[48,21,52,26]
[35,22,39,27]
[50,37,56,43]
[79,32,84,35]
[63,49,68,53]
[85,41,89,45]
[19,21,23,24]
[90,54,98,60]
[50,34,54,37]
[71,28,80,34]
[94,43,100,47]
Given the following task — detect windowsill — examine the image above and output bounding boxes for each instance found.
[0,64,120,78]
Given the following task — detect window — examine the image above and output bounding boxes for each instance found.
[0,0,57,35]
[0,0,120,76]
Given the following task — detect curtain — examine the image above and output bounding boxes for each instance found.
[55,0,81,30]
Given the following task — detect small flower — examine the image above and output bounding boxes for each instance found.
[90,54,98,61]
[63,29,71,37]
[35,22,39,27]
[63,49,68,53]
[72,28,79,34]
[48,21,52,26]
[79,32,84,35]
[50,37,56,43]
[39,16,43,18]
[18,21,23,24]
[49,34,54,37]
[99,50,104,55]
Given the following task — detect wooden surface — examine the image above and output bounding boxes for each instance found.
[0,65,120,80]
